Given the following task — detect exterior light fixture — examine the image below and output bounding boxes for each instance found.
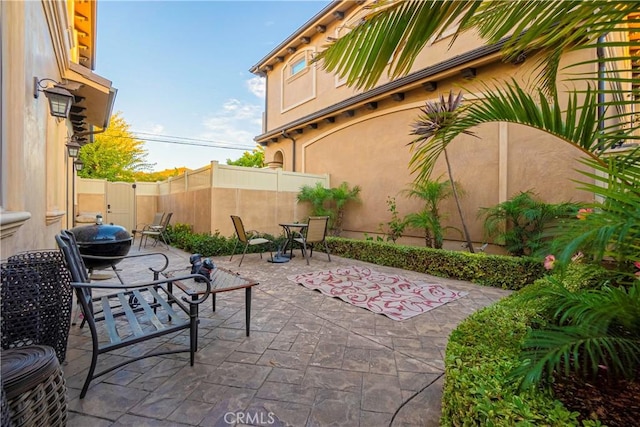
[66,140,81,158]
[73,160,84,172]
[33,77,74,118]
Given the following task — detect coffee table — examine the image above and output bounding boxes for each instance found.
[163,266,258,337]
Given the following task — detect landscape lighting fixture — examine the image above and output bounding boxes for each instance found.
[74,160,84,172]
[34,77,74,118]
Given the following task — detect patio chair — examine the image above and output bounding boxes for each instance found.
[55,230,210,398]
[139,212,172,249]
[230,215,273,266]
[133,212,164,244]
[293,216,331,265]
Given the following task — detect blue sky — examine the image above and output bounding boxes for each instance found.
[96,1,330,171]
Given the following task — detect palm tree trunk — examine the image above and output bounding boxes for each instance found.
[444,148,475,253]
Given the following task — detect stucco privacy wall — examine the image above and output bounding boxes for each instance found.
[77,162,328,239]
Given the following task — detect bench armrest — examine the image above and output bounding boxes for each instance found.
[72,273,211,305]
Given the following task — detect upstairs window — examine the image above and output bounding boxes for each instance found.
[291,58,307,76]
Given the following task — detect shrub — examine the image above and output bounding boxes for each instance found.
[479,191,582,257]
[442,280,582,426]
[327,237,544,290]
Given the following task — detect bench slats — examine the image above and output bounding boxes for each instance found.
[147,286,182,319]
[132,289,166,331]
[117,293,145,338]
[101,296,121,344]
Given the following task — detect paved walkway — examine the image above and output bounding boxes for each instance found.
[63,244,510,426]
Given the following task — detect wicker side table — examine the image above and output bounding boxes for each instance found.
[1,345,67,427]
[1,251,72,362]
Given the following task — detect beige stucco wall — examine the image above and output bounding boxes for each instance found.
[76,164,324,241]
[1,1,72,256]
[262,45,597,246]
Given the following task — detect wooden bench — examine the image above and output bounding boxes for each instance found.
[55,230,211,398]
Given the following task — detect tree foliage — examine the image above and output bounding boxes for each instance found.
[77,112,154,182]
[479,191,581,257]
[402,177,460,249]
[226,147,264,168]
[297,182,361,236]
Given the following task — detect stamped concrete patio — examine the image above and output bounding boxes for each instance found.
[63,244,510,426]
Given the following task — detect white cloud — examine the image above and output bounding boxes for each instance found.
[200,99,263,147]
[246,76,265,99]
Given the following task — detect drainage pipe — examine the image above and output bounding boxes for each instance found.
[281,130,296,172]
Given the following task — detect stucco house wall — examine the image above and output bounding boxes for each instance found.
[2,1,71,255]
[1,0,116,257]
[252,0,600,248]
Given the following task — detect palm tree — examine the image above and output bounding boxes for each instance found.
[329,182,362,236]
[403,177,459,248]
[297,182,361,235]
[296,183,333,218]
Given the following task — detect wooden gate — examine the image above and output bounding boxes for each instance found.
[105,182,134,231]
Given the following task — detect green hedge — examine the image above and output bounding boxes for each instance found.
[165,224,285,257]
[441,266,612,427]
[326,237,545,290]
[164,228,544,291]
[441,281,582,426]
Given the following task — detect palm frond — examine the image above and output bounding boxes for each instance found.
[515,325,640,389]
[468,1,640,94]
[547,152,640,268]
[315,0,478,90]
[513,280,640,389]
[408,83,612,182]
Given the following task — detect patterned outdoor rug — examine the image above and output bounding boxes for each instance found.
[288,266,467,321]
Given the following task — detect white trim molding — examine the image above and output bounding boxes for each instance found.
[0,210,31,239]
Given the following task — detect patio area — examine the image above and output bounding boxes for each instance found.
[62,244,510,426]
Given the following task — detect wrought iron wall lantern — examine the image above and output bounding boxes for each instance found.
[73,160,84,172]
[66,140,81,158]
[33,77,74,118]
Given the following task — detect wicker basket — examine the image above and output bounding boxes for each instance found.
[1,345,67,427]
[1,251,72,363]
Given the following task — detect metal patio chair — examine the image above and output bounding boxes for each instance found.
[55,230,210,398]
[293,216,331,265]
[139,212,172,249]
[230,215,272,266]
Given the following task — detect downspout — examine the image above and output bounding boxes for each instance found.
[73,126,106,143]
[282,130,296,172]
[597,34,606,150]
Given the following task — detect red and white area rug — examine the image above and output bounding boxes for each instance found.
[288,266,467,321]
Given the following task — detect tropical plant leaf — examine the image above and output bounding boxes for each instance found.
[315,0,479,90]
[513,280,640,389]
[407,83,618,182]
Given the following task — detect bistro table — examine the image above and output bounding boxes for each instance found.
[278,222,308,260]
